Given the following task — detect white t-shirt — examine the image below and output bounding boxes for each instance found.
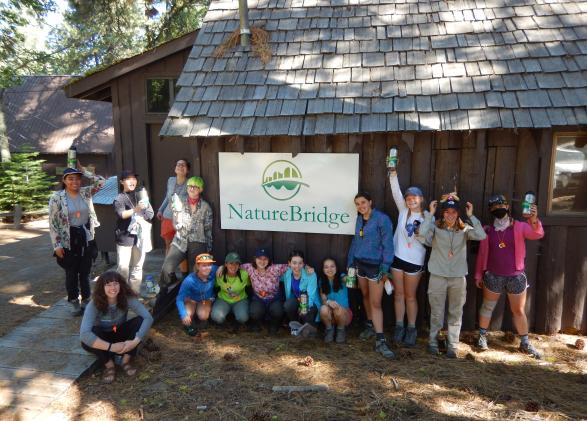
[389,174,427,266]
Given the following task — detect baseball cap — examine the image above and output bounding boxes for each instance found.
[255,247,270,258]
[224,252,241,264]
[62,168,83,179]
[195,253,215,264]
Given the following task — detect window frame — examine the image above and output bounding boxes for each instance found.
[145,78,177,114]
[547,131,587,217]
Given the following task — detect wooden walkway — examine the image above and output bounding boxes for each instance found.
[0,299,96,420]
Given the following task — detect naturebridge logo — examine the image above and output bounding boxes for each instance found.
[261,160,309,201]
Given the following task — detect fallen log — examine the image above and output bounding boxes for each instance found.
[272,384,329,393]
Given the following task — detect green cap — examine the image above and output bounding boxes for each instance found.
[224,252,241,264]
[187,176,204,190]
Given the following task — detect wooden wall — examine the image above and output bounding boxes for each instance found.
[162,129,587,334]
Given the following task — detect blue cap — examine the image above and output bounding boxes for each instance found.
[255,247,270,258]
[62,168,83,179]
[404,186,423,198]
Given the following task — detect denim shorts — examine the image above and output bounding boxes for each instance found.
[356,260,382,282]
[483,272,528,295]
[391,256,423,275]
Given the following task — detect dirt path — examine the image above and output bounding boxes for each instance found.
[0,218,68,337]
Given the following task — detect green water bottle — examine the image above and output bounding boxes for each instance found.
[299,291,308,316]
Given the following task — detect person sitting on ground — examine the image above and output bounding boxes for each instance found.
[281,250,320,336]
[176,253,218,336]
[210,252,251,330]
[319,257,352,344]
[80,270,153,383]
[474,194,544,358]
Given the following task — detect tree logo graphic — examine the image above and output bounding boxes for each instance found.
[261,160,309,201]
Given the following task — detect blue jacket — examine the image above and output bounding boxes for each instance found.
[281,267,320,322]
[347,208,395,272]
[176,265,218,320]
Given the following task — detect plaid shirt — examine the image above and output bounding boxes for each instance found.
[171,197,213,252]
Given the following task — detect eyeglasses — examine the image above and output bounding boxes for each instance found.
[187,185,200,189]
[176,163,187,167]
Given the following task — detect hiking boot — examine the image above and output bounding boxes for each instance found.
[335,327,347,344]
[477,333,489,351]
[427,343,439,356]
[446,348,458,359]
[184,324,198,337]
[403,327,417,347]
[375,339,396,359]
[69,299,82,316]
[519,342,542,359]
[324,327,335,343]
[268,323,279,335]
[359,325,376,340]
[249,321,262,333]
[299,323,318,338]
[393,325,405,344]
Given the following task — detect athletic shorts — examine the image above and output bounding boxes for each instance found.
[356,260,382,282]
[391,256,423,275]
[483,271,528,295]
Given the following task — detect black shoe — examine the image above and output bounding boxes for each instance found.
[268,323,279,335]
[184,324,198,337]
[249,321,262,332]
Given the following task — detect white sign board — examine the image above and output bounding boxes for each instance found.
[218,153,359,235]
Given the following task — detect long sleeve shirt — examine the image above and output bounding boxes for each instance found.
[347,208,395,272]
[80,297,153,346]
[171,197,213,252]
[176,266,218,320]
[418,211,486,277]
[113,191,154,247]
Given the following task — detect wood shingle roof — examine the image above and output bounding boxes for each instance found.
[161,0,587,137]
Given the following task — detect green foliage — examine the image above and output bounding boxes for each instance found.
[0,150,54,212]
[48,0,208,75]
[0,0,55,88]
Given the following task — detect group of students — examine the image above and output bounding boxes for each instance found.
[50,157,544,383]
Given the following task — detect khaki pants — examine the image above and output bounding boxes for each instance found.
[116,244,146,293]
[428,275,467,350]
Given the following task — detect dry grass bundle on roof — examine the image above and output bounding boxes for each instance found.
[214,27,272,65]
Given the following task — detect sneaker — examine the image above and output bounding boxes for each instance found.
[477,333,489,351]
[69,299,82,316]
[80,298,90,312]
[324,327,335,343]
[427,343,439,356]
[289,321,304,336]
[519,342,542,359]
[375,339,396,359]
[393,325,406,344]
[335,327,346,344]
[446,348,458,359]
[403,327,417,347]
[359,325,376,340]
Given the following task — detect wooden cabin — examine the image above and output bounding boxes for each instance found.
[68,0,587,335]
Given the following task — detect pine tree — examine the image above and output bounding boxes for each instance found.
[0,150,54,212]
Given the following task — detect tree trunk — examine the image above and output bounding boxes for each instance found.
[0,88,11,162]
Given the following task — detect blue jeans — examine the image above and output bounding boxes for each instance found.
[249,296,283,325]
[211,299,249,324]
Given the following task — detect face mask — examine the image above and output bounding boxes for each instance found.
[491,208,508,219]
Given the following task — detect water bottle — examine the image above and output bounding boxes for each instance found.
[299,291,308,316]
[144,275,155,297]
[386,147,398,170]
[67,146,77,168]
[137,186,150,209]
[171,193,183,212]
[521,191,536,217]
[345,267,357,288]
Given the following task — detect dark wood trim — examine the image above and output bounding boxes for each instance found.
[540,215,587,226]
[65,31,197,99]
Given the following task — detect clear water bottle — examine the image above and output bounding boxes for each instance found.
[386,147,398,170]
[522,191,536,217]
[137,186,150,208]
[67,146,77,168]
[171,193,183,212]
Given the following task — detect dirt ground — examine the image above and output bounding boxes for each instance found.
[48,319,586,421]
[2,219,586,420]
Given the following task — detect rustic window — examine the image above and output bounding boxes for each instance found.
[146,78,177,113]
[550,132,587,214]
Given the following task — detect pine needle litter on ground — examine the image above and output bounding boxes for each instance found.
[42,319,587,421]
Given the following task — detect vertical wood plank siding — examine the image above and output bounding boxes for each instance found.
[168,130,586,334]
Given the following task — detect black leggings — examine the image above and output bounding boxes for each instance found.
[81,317,143,365]
[60,226,93,301]
[283,298,318,325]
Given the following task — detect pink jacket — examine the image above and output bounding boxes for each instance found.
[474,219,544,280]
